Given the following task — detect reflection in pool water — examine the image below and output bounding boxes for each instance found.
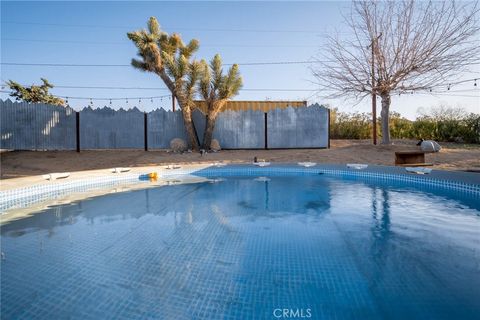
[1,175,479,319]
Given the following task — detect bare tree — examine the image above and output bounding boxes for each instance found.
[312,0,479,144]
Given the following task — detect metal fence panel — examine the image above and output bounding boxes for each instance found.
[1,100,329,150]
[267,104,329,148]
[147,109,188,149]
[193,109,265,149]
[1,99,76,150]
[79,107,144,149]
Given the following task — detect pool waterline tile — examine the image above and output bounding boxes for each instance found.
[1,164,479,214]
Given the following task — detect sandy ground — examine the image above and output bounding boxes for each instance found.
[1,140,479,179]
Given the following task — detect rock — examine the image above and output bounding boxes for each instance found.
[170,138,187,153]
[210,139,221,152]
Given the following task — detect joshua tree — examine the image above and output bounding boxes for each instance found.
[127,17,202,150]
[199,54,242,150]
[312,0,479,144]
[6,78,65,106]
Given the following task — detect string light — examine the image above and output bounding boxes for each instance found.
[447,84,451,90]
[475,79,477,87]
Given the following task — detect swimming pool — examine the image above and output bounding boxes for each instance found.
[1,167,479,319]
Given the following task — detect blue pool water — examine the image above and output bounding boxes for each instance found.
[1,173,479,319]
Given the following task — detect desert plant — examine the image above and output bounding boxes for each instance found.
[6,78,65,106]
[128,17,202,150]
[414,106,480,143]
[198,54,242,150]
[330,108,372,139]
[389,112,414,139]
[329,106,478,143]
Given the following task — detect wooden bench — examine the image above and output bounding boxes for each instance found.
[395,151,433,167]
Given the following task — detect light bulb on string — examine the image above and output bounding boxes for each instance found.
[447,84,451,90]
[90,98,93,107]
[109,99,112,106]
[126,98,129,105]
[475,79,477,87]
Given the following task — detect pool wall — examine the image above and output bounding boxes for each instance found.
[1,164,479,214]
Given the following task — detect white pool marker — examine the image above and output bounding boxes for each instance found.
[42,172,71,181]
[213,162,227,167]
[346,164,369,170]
[165,164,181,170]
[298,162,317,167]
[405,167,432,175]
[254,177,271,182]
[111,168,131,173]
[253,161,270,167]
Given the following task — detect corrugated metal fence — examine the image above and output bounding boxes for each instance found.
[0,99,77,150]
[0,99,329,150]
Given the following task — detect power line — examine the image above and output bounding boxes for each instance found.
[0,60,317,67]
[1,83,317,92]
[2,38,320,48]
[3,82,478,93]
[1,21,324,34]
[2,60,479,68]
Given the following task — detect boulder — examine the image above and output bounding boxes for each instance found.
[170,138,187,153]
[210,139,221,152]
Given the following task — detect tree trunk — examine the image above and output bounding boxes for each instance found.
[380,93,391,144]
[202,111,219,150]
[181,106,199,151]
[157,70,199,151]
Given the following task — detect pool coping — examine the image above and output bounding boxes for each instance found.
[1,163,479,215]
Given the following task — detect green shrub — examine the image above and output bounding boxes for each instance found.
[330,108,371,139]
[329,106,479,143]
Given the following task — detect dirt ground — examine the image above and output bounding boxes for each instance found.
[1,139,479,179]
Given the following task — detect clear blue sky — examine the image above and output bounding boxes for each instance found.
[1,1,479,119]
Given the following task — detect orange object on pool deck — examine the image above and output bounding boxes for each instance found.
[148,172,158,180]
